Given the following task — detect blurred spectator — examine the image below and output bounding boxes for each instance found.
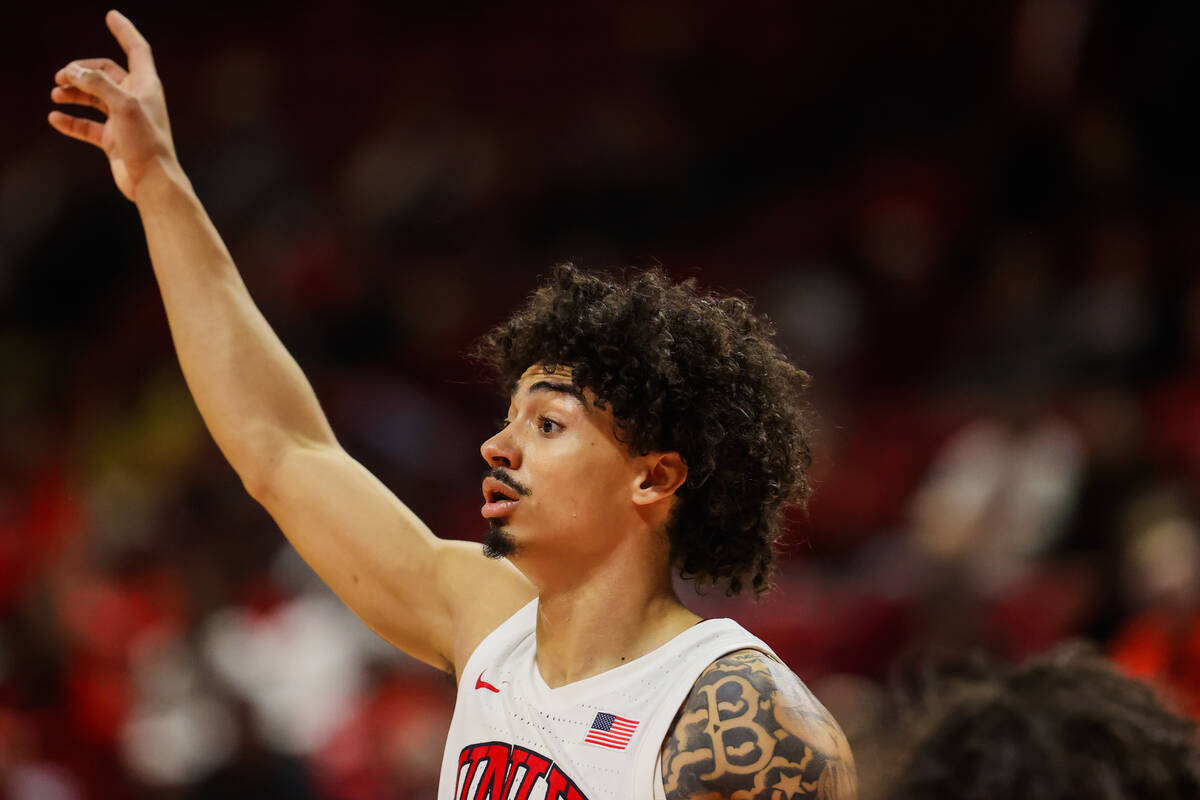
[1110,493,1200,718]
[874,644,1200,800]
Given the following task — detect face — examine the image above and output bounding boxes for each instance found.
[478,365,645,566]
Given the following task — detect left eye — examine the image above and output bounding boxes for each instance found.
[539,417,559,434]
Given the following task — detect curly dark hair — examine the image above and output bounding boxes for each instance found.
[471,263,813,597]
[883,644,1200,800]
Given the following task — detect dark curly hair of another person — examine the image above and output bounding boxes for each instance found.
[471,263,813,597]
[883,644,1200,800]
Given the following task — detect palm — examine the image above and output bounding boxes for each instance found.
[107,144,133,201]
[101,77,131,200]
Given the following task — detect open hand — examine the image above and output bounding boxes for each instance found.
[49,10,178,202]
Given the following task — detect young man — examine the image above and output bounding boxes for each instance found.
[49,12,855,799]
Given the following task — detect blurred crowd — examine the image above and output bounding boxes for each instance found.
[2,0,1199,797]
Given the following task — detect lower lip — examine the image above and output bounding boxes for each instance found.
[481,500,519,518]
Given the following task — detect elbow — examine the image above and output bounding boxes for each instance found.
[240,463,277,504]
[238,437,339,507]
[233,430,292,504]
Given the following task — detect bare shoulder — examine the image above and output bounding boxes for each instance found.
[661,649,857,800]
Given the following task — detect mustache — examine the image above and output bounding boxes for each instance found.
[484,467,532,497]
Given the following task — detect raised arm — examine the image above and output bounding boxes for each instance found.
[48,11,534,674]
[661,650,857,800]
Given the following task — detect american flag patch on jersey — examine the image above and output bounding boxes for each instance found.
[583,711,639,750]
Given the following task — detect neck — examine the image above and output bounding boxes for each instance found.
[530,560,700,689]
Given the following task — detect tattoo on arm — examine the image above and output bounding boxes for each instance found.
[661,650,857,800]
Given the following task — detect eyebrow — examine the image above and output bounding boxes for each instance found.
[520,380,588,406]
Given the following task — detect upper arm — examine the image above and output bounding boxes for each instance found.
[252,441,536,676]
[660,649,857,800]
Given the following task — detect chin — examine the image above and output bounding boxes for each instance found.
[482,519,520,559]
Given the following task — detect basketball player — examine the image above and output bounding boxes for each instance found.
[50,12,855,799]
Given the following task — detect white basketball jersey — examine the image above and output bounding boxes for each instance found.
[437,599,776,800]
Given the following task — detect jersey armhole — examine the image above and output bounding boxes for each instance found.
[455,597,539,690]
[635,641,778,798]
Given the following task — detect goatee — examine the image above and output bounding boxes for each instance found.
[482,518,519,559]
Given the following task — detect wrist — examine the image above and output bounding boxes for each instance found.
[132,155,193,206]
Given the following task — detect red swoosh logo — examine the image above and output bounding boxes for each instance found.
[475,671,500,693]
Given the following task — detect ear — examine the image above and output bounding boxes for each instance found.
[632,452,688,506]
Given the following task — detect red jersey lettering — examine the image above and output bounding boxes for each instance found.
[454,742,588,800]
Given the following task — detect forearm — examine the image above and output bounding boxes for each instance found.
[135,159,337,487]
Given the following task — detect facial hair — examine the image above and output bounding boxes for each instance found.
[483,518,520,559]
[481,467,529,559]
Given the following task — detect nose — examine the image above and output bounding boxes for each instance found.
[481,426,520,470]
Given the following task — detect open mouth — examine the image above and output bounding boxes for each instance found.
[481,476,522,518]
[484,482,519,503]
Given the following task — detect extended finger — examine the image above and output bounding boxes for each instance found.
[56,64,125,110]
[105,10,155,74]
[47,110,106,149]
[51,85,109,114]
